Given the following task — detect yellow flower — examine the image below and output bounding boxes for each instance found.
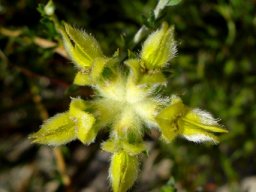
[29,98,96,145]
[156,96,228,143]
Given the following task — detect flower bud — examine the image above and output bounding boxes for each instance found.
[141,22,176,69]
[156,96,228,143]
[61,23,104,69]
[110,152,139,192]
[44,0,55,16]
[29,112,76,146]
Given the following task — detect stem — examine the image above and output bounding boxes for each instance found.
[53,148,72,189]
[133,0,169,44]
[0,27,68,58]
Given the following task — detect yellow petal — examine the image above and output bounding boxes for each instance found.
[73,71,91,86]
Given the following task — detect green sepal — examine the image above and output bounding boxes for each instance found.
[69,98,97,144]
[73,71,91,86]
[110,152,139,192]
[90,57,110,81]
[29,112,76,146]
[125,59,142,82]
[101,139,146,156]
[101,139,118,153]
[113,49,120,57]
[156,96,187,121]
[139,71,167,85]
[122,141,146,156]
[125,59,167,85]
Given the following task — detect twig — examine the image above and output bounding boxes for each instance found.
[17,65,69,89]
[0,27,68,58]
[133,0,170,44]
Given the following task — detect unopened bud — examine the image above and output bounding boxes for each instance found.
[110,152,139,192]
[141,22,176,69]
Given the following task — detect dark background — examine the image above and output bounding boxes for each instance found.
[0,0,256,191]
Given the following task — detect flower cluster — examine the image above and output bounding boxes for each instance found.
[30,18,227,192]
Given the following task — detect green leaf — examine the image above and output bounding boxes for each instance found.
[166,0,182,6]
[125,59,142,82]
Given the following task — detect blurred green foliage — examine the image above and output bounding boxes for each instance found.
[0,0,256,191]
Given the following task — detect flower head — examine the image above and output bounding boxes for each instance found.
[30,17,228,192]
